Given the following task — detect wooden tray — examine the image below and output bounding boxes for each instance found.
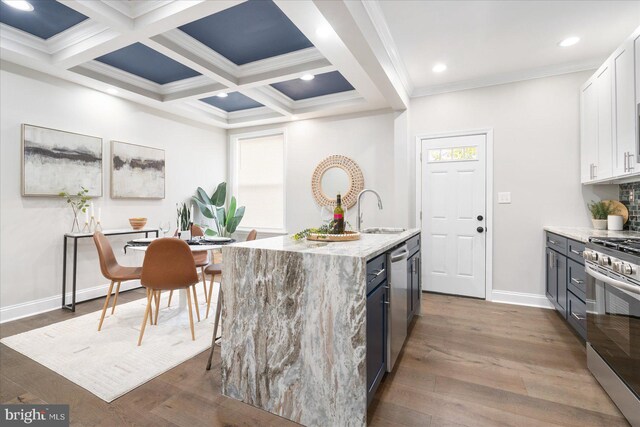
[603,200,629,224]
[307,231,361,242]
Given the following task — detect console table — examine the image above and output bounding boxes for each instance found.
[62,228,159,312]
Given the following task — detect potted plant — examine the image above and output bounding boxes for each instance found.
[192,182,245,237]
[176,202,191,239]
[588,200,618,230]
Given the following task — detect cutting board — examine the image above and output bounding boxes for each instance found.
[603,200,629,224]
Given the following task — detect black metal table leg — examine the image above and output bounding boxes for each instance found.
[71,237,78,312]
[62,235,67,308]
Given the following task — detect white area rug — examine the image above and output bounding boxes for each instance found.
[1,285,219,402]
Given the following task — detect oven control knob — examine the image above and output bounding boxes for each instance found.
[599,256,610,266]
[613,261,623,273]
[623,264,634,275]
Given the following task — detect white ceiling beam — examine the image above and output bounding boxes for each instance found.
[274,0,388,109]
[53,1,241,70]
[237,58,335,88]
[311,0,408,110]
[162,82,228,102]
[240,87,293,117]
[145,35,238,86]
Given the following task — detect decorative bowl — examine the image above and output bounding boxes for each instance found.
[129,217,147,230]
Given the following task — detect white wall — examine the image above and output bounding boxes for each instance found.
[0,63,226,322]
[228,111,396,234]
[409,71,618,303]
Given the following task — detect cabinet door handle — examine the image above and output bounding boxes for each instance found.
[548,239,558,245]
[571,277,584,285]
[571,312,585,321]
[628,152,635,171]
[624,152,628,173]
[570,248,583,256]
[548,252,555,268]
[382,300,390,305]
[371,269,385,277]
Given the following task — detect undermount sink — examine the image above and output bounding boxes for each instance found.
[361,227,406,234]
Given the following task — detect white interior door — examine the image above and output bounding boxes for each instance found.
[421,134,486,299]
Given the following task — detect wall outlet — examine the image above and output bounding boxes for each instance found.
[498,192,511,204]
[630,189,635,203]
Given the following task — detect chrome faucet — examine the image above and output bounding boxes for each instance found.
[356,189,383,231]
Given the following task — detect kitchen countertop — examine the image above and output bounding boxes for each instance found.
[228,228,420,260]
[544,226,640,243]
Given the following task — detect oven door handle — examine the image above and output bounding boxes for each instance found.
[585,265,640,295]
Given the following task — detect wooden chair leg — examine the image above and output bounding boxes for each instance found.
[201,267,208,303]
[149,293,154,325]
[167,290,173,307]
[111,281,121,315]
[138,289,153,346]
[98,281,114,331]
[205,274,215,318]
[186,286,195,341]
[206,287,223,371]
[154,290,161,325]
[192,285,201,322]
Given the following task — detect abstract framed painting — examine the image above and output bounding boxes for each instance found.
[110,141,165,199]
[21,124,103,197]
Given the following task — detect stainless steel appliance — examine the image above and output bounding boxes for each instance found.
[584,237,640,425]
[387,243,408,371]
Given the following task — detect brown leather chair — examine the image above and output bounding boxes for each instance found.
[168,225,209,314]
[205,229,257,370]
[138,238,199,345]
[93,232,143,331]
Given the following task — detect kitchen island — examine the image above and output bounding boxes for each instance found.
[220,229,421,426]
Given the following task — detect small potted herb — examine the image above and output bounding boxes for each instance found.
[588,200,618,230]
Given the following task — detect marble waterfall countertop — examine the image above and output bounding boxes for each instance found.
[544,226,640,243]
[228,228,420,260]
[220,229,420,427]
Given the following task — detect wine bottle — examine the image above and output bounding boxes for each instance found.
[333,193,345,234]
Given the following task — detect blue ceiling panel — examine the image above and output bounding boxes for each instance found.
[271,71,355,101]
[179,0,313,66]
[0,0,88,39]
[200,92,263,113]
[95,43,201,85]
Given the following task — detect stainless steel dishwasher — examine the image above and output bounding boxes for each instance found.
[387,243,408,371]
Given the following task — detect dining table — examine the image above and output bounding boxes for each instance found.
[126,238,231,310]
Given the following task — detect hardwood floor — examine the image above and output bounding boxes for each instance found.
[0,291,628,426]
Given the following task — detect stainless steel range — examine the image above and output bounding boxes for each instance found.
[584,237,640,426]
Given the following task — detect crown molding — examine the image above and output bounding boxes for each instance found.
[361,0,414,96]
[411,59,601,98]
[47,20,111,54]
[0,24,48,54]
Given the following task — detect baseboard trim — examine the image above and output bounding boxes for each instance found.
[491,290,554,309]
[0,280,142,324]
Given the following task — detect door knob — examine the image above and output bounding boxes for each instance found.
[477,226,485,233]
[477,215,483,221]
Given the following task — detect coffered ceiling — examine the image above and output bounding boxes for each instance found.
[3,1,636,129]
[0,0,400,128]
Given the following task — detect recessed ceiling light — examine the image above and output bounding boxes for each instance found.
[2,0,34,11]
[558,36,580,47]
[216,93,228,98]
[316,25,333,38]
[106,87,118,95]
[432,63,447,73]
[300,74,315,81]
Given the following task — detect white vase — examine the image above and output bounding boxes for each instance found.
[592,219,608,230]
[607,215,623,231]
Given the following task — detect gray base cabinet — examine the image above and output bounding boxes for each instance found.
[545,232,586,339]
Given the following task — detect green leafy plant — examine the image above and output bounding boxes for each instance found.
[192,182,245,237]
[58,187,91,232]
[588,200,619,220]
[292,220,352,240]
[176,202,191,231]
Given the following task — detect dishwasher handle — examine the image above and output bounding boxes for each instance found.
[390,246,409,263]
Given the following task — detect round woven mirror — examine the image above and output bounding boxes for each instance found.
[311,155,364,208]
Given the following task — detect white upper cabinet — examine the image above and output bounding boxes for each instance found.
[596,63,613,180]
[581,26,640,184]
[581,80,598,182]
[613,39,636,176]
